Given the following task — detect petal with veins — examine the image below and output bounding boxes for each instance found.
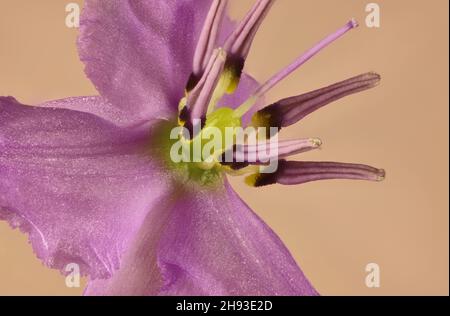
[0,97,173,279]
[78,0,227,125]
[157,181,318,296]
[40,96,147,129]
[85,180,318,295]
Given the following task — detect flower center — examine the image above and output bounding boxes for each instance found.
[151,0,385,188]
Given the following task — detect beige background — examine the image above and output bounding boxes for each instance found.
[0,0,448,296]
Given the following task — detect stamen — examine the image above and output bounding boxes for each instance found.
[252,72,381,133]
[190,0,228,88]
[246,160,385,187]
[224,0,274,61]
[234,19,359,118]
[223,138,322,166]
[183,49,227,132]
[218,0,274,94]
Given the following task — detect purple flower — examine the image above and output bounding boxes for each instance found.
[0,0,385,296]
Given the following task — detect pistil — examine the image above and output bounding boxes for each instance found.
[234,19,359,118]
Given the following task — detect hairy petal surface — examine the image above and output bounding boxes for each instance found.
[78,0,232,125]
[0,97,172,279]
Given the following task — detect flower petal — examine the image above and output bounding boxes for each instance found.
[0,96,172,279]
[40,96,143,128]
[157,180,318,295]
[84,179,317,296]
[83,186,183,295]
[78,0,227,125]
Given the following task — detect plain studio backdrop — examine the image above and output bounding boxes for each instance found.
[0,0,448,295]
